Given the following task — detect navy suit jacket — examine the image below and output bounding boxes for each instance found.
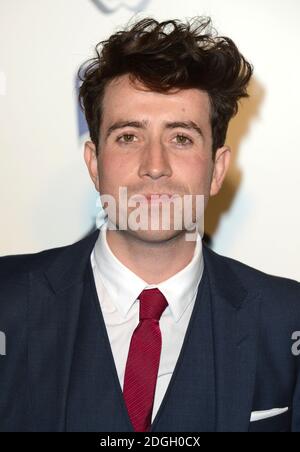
[0,229,299,432]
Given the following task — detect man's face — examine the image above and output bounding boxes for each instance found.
[84,74,230,242]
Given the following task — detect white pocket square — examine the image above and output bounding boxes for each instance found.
[250,407,289,422]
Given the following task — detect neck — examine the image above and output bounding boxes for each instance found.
[106,228,198,284]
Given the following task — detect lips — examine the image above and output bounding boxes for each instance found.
[144,193,178,200]
[131,193,180,203]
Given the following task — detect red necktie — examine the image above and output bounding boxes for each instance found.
[123,288,168,432]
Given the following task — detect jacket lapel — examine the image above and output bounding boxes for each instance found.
[65,261,135,432]
[150,267,216,432]
[27,229,100,431]
[202,245,262,432]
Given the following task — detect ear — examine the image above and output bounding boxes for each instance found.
[84,140,99,192]
[210,145,231,196]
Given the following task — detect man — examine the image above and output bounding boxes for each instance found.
[0,17,299,432]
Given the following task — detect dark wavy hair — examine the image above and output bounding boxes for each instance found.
[78,17,253,158]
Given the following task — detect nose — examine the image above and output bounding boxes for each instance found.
[138,139,172,181]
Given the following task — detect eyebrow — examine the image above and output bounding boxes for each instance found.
[165,121,203,138]
[105,119,203,140]
[105,120,149,139]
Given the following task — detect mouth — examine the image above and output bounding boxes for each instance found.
[132,193,181,203]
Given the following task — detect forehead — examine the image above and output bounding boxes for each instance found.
[101,74,211,126]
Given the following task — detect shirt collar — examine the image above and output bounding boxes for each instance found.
[92,221,204,322]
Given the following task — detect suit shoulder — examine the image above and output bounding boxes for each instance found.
[0,229,99,286]
[0,241,75,286]
[204,245,300,301]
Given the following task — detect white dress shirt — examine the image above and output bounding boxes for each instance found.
[90,220,204,423]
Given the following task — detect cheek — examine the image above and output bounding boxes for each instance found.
[98,152,134,194]
[177,156,212,193]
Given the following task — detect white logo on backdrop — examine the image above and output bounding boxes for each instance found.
[91,0,151,14]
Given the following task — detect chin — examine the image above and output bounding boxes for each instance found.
[127,227,184,244]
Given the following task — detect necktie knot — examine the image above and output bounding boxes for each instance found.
[138,288,168,321]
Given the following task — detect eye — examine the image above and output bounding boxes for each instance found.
[116,133,137,143]
[173,134,193,146]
